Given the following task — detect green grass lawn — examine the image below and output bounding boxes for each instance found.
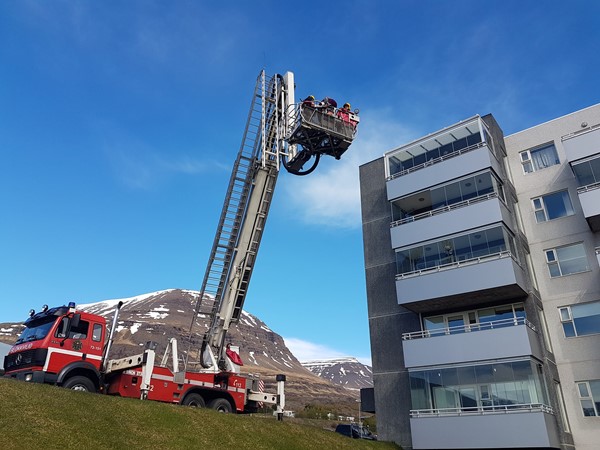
[0,378,399,450]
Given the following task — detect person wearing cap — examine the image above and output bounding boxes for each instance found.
[320,97,337,115]
[337,102,352,123]
[302,95,315,107]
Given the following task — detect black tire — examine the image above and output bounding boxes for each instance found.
[209,397,233,413]
[182,393,206,408]
[63,375,96,393]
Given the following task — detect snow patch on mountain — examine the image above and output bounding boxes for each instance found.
[301,357,373,390]
[78,289,177,315]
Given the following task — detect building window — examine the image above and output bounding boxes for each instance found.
[532,190,574,223]
[558,300,600,337]
[571,154,600,188]
[423,303,525,336]
[520,143,559,173]
[396,225,517,276]
[385,118,483,178]
[390,170,505,224]
[576,380,600,417]
[545,243,589,277]
[409,359,550,413]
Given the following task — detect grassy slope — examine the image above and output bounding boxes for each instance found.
[0,378,399,450]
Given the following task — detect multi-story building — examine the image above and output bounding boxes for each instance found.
[359,104,600,450]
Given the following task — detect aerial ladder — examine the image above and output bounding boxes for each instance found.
[3,70,359,416]
[188,70,360,377]
[4,71,359,419]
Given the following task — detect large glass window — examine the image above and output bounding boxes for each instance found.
[390,171,505,223]
[532,190,574,222]
[576,380,600,417]
[520,143,559,173]
[396,225,516,276]
[571,155,600,187]
[545,243,589,277]
[559,300,600,337]
[409,359,549,413]
[386,119,483,178]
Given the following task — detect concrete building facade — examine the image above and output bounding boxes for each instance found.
[359,104,600,449]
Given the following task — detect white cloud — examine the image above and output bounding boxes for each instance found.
[284,337,371,366]
[282,110,417,229]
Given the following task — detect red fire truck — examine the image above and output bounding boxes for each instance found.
[3,70,359,414]
[3,301,283,413]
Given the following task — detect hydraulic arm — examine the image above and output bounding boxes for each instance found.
[190,71,359,371]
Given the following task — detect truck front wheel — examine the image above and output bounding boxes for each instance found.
[209,397,233,413]
[63,376,96,393]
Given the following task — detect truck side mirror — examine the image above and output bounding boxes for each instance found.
[71,313,81,329]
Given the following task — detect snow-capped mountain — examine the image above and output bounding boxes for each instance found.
[302,357,373,390]
[76,288,306,372]
[1,289,367,411]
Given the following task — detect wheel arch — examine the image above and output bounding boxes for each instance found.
[56,361,101,390]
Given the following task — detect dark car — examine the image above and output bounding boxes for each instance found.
[335,424,376,440]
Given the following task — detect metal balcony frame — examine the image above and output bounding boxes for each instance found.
[410,403,554,417]
[402,317,536,340]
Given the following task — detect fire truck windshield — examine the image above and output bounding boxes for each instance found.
[15,316,57,344]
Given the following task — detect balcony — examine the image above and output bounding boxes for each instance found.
[402,318,543,368]
[576,184,600,231]
[562,123,600,162]
[385,117,505,201]
[390,193,515,249]
[395,252,528,313]
[410,406,559,449]
[562,125,600,231]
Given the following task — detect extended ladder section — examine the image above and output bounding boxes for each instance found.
[189,70,359,373]
[192,71,293,370]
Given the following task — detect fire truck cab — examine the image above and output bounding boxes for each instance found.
[4,303,105,391]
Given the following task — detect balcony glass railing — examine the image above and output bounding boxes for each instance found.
[388,141,485,180]
[396,250,517,280]
[385,116,504,180]
[571,155,600,190]
[577,182,600,194]
[402,317,536,340]
[410,403,554,417]
[409,359,550,415]
[391,192,499,227]
[561,122,600,142]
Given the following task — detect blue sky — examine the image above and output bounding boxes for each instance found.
[1,1,599,364]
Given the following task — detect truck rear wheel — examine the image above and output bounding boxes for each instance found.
[209,397,233,413]
[63,376,96,393]
[182,393,205,408]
